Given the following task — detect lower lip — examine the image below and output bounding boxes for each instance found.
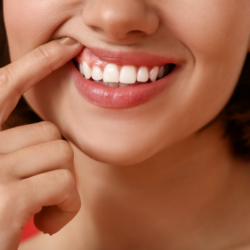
[70,62,177,109]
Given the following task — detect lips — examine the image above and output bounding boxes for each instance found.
[74,48,175,87]
[71,47,180,109]
[76,46,180,66]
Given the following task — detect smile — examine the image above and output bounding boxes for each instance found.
[71,47,180,109]
[74,48,175,88]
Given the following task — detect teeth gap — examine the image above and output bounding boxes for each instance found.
[72,59,176,86]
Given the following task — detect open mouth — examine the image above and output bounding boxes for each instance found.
[71,47,179,108]
[72,48,176,88]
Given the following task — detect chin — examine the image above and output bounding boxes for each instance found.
[67,131,159,166]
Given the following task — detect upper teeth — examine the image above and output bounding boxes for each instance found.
[77,48,170,87]
[79,62,167,85]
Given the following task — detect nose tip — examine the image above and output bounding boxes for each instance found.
[82,0,159,42]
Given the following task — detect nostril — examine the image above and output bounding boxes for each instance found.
[128,30,145,36]
[82,0,159,42]
[126,30,146,39]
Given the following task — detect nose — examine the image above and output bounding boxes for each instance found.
[82,0,159,42]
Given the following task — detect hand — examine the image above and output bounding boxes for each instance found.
[0,37,83,250]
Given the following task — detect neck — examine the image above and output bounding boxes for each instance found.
[63,120,250,250]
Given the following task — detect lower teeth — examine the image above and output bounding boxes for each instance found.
[94,80,139,88]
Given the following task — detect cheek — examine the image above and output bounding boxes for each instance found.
[4,0,65,60]
[155,0,250,134]
[161,0,250,57]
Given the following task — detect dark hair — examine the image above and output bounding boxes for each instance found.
[1,0,250,160]
[0,0,9,68]
[222,53,250,161]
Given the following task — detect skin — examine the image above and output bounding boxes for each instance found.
[1,0,250,249]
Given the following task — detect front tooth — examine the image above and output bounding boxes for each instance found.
[157,66,164,79]
[83,62,92,79]
[80,63,84,75]
[103,64,119,83]
[92,66,103,81]
[149,66,159,82]
[137,66,149,82]
[120,66,137,84]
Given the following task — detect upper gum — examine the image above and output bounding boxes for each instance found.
[76,48,163,73]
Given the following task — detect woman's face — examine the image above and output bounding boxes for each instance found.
[3,0,250,165]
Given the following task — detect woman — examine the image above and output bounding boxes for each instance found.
[1,0,250,249]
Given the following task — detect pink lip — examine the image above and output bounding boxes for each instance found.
[71,65,178,109]
[76,47,181,66]
[71,47,180,109]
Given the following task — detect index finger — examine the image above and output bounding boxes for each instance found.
[0,37,83,126]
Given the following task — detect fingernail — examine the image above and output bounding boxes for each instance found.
[59,37,79,46]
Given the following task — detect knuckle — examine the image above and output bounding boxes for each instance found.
[33,46,50,63]
[32,45,54,74]
[0,155,15,181]
[0,185,15,211]
[33,121,61,141]
[54,169,76,191]
[0,183,32,230]
[0,67,13,91]
[54,140,74,164]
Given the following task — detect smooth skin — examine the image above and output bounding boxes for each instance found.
[1,0,250,249]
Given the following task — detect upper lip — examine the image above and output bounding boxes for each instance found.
[76,45,182,67]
